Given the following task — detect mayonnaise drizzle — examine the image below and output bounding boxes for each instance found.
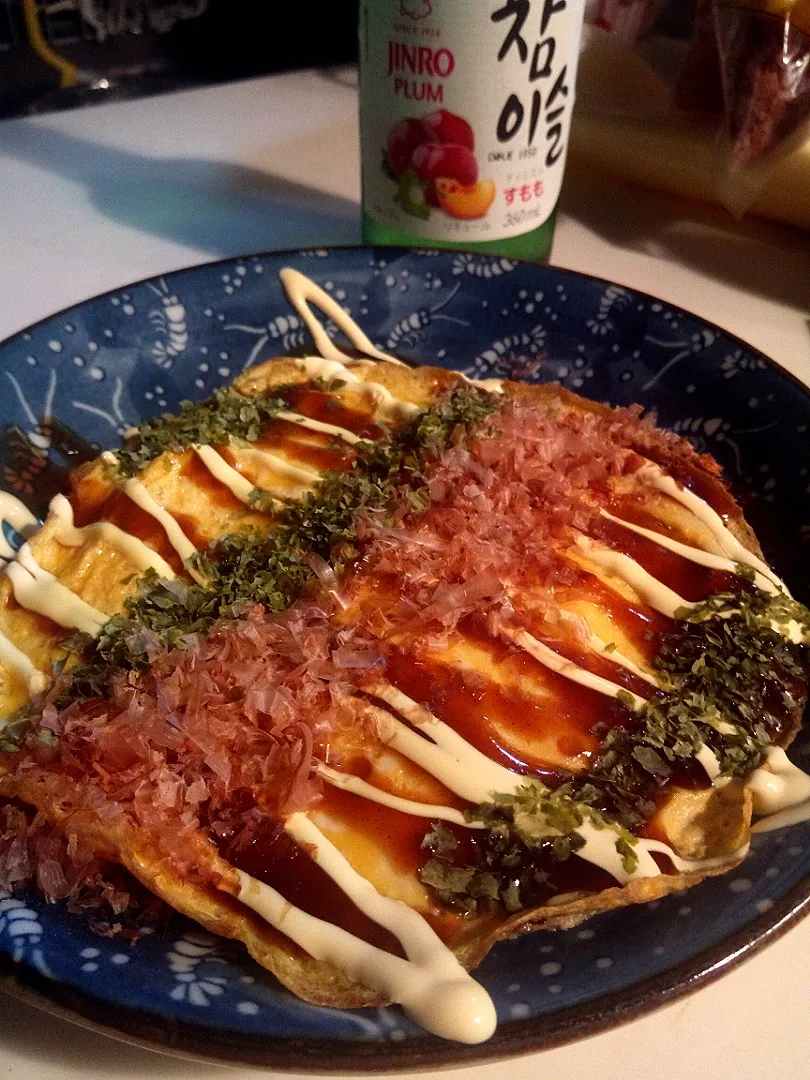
[645,467,788,595]
[557,610,659,686]
[749,747,810,827]
[280,267,504,400]
[366,700,518,805]
[280,267,405,367]
[102,453,207,586]
[49,494,176,580]
[361,684,707,886]
[6,543,107,635]
[192,445,256,505]
[316,763,478,827]
[119,477,205,583]
[775,619,810,646]
[593,507,804,646]
[292,356,421,424]
[637,836,749,876]
[0,493,38,561]
[367,681,556,798]
[501,625,647,709]
[695,743,723,782]
[275,410,364,445]
[295,730,747,1015]
[0,627,46,695]
[600,508,778,595]
[235,841,496,1045]
[575,821,661,882]
[233,445,320,488]
[574,534,695,619]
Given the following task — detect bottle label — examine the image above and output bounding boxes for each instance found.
[359,0,585,243]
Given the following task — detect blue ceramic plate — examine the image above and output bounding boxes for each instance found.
[0,247,808,1070]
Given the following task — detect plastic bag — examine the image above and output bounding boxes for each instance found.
[577,0,810,218]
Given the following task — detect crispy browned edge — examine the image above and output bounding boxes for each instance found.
[0,360,798,1009]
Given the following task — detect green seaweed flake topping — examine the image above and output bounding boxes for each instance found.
[113,387,289,477]
[581,586,810,831]
[420,784,639,915]
[59,384,501,696]
[0,707,35,753]
[420,585,810,915]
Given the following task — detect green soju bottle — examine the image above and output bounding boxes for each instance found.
[359,0,586,262]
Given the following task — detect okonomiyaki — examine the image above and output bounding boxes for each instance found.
[0,270,807,1043]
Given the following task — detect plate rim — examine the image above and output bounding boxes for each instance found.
[1,243,809,1070]
[1,243,809,408]
[3,871,810,1072]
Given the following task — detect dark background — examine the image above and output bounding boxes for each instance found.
[0,0,360,118]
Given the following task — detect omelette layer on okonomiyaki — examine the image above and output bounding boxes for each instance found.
[0,333,808,1041]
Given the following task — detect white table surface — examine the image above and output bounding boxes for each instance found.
[0,67,809,1080]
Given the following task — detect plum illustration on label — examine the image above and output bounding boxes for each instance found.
[360,0,586,258]
[385,109,496,221]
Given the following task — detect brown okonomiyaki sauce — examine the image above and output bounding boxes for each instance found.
[424,816,628,908]
[590,515,741,602]
[639,449,741,524]
[381,645,598,774]
[562,578,674,663]
[640,442,805,608]
[251,420,353,473]
[4,590,67,641]
[284,387,385,440]
[72,488,185,571]
[216,813,408,956]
